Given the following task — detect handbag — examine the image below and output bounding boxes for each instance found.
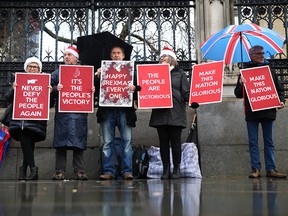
[0,103,13,127]
[147,143,202,178]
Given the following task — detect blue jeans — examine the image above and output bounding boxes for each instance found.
[100,109,133,176]
[246,119,275,171]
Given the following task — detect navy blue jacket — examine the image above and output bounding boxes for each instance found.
[50,69,88,149]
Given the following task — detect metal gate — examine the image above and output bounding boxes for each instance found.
[0,1,196,107]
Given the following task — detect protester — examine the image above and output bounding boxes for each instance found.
[5,57,49,181]
[50,46,94,181]
[96,45,140,180]
[234,45,286,179]
[149,46,190,179]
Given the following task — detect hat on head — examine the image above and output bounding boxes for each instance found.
[160,46,177,60]
[24,56,42,72]
[65,46,79,59]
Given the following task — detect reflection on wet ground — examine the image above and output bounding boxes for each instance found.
[0,177,287,216]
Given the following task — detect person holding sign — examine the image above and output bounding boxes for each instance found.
[149,46,190,179]
[5,57,49,181]
[50,46,93,181]
[234,45,286,179]
[96,46,140,180]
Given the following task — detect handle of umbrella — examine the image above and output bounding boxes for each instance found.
[192,113,197,124]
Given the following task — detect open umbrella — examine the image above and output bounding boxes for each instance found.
[77,31,133,69]
[200,23,285,66]
[0,127,10,167]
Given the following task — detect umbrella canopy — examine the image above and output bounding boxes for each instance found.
[0,128,10,167]
[77,31,133,69]
[200,23,285,65]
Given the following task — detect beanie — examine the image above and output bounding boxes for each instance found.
[65,46,79,59]
[160,46,177,60]
[24,56,42,72]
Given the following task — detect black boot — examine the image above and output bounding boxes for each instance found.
[26,167,38,180]
[171,165,181,179]
[161,165,170,179]
[18,166,27,181]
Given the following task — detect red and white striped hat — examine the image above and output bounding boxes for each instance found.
[160,46,177,60]
[65,46,79,59]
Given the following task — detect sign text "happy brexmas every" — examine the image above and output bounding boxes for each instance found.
[102,73,131,99]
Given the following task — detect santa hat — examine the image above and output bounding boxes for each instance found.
[65,46,79,59]
[160,46,177,60]
[24,56,42,72]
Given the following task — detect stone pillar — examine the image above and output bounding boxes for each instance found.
[210,0,225,35]
[195,0,234,51]
[195,0,239,97]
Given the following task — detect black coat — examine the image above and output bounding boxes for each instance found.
[149,67,190,128]
[95,70,138,128]
[234,61,285,121]
[5,88,47,142]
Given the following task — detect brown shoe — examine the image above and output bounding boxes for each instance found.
[75,171,88,180]
[123,173,133,180]
[100,173,114,180]
[248,169,261,178]
[266,169,287,178]
[52,171,65,180]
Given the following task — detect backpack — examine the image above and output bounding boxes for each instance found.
[132,145,149,179]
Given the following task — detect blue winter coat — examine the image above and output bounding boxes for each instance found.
[50,69,88,150]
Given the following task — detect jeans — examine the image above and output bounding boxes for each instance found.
[101,109,133,176]
[246,119,275,171]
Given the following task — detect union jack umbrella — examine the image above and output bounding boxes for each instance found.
[0,127,10,167]
[200,23,285,66]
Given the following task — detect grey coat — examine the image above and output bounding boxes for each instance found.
[51,69,88,150]
[149,67,190,128]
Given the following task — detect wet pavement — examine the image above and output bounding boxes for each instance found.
[0,177,288,216]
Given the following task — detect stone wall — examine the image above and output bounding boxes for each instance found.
[198,98,288,177]
[1,98,288,179]
[0,107,192,180]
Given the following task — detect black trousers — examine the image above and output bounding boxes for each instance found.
[156,125,183,166]
[18,131,36,168]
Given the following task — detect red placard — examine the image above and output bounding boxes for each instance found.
[59,65,94,113]
[137,64,173,109]
[189,61,224,105]
[99,61,134,107]
[241,65,281,111]
[13,73,51,120]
